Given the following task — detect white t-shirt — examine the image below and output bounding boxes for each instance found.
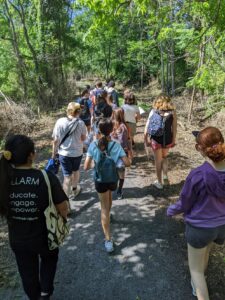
[122,104,140,123]
[52,117,87,157]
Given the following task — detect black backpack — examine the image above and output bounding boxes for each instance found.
[79,98,90,120]
[95,102,112,118]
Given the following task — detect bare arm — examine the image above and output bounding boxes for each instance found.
[52,138,59,159]
[121,155,131,167]
[135,112,141,121]
[172,110,177,144]
[144,119,150,144]
[55,200,70,219]
[81,134,87,141]
[84,156,93,170]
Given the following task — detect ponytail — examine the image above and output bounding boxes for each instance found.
[0,155,13,217]
[196,127,225,163]
[98,118,113,151]
[98,135,109,151]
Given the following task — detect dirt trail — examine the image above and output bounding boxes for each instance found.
[0,116,225,300]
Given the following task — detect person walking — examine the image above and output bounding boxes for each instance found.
[122,92,141,148]
[76,89,93,133]
[167,127,225,300]
[106,80,119,107]
[84,118,130,253]
[111,108,132,199]
[52,102,86,201]
[144,94,177,189]
[0,135,69,300]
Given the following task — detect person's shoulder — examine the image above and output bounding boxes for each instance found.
[56,117,68,125]
[186,163,207,184]
[110,140,122,149]
[45,170,59,182]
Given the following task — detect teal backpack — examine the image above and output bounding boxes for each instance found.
[94,142,119,183]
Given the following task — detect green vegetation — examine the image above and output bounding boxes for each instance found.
[0,0,225,116]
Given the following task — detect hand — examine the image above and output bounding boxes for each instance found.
[171,140,176,147]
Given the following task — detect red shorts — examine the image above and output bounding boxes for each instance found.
[150,139,174,151]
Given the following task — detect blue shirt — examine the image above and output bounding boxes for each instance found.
[76,98,92,109]
[87,140,126,164]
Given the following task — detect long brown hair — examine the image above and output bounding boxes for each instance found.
[114,108,126,125]
[196,127,225,162]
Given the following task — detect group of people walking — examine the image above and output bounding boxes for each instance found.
[0,80,225,300]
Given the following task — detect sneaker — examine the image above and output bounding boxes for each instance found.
[191,279,197,297]
[40,293,50,300]
[163,176,170,185]
[110,213,114,223]
[104,240,114,253]
[72,184,81,198]
[153,180,163,189]
[117,191,123,200]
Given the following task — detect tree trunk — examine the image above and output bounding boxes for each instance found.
[4,0,27,98]
[171,40,175,96]
[159,43,165,92]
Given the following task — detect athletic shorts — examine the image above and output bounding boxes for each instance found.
[95,182,117,193]
[126,122,136,136]
[185,223,225,249]
[150,139,174,151]
[83,119,91,127]
[59,155,83,176]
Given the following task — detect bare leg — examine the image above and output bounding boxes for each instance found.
[63,175,72,197]
[71,170,80,189]
[98,191,111,240]
[153,149,163,184]
[162,148,169,179]
[86,125,91,134]
[188,243,210,300]
[117,169,125,195]
[204,243,213,273]
[109,191,112,212]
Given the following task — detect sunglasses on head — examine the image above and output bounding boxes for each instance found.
[192,131,200,138]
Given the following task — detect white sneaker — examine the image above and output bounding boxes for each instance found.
[104,240,114,253]
[191,279,197,297]
[153,180,163,189]
[73,184,81,197]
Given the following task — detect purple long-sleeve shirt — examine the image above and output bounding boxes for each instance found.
[167,161,225,227]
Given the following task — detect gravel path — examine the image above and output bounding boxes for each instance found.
[0,121,225,300]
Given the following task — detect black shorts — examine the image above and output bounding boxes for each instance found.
[83,119,91,127]
[185,223,225,249]
[59,155,82,176]
[95,182,117,193]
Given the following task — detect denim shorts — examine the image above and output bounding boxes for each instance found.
[59,155,82,176]
[185,223,225,249]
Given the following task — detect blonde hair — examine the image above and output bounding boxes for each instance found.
[152,94,175,111]
[67,102,80,116]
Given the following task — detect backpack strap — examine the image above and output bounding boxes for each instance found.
[107,141,116,154]
[94,140,116,155]
[59,119,79,148]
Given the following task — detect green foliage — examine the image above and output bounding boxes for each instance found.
[0,0,225,115]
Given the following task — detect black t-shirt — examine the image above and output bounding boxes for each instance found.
[7,169,68,245]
